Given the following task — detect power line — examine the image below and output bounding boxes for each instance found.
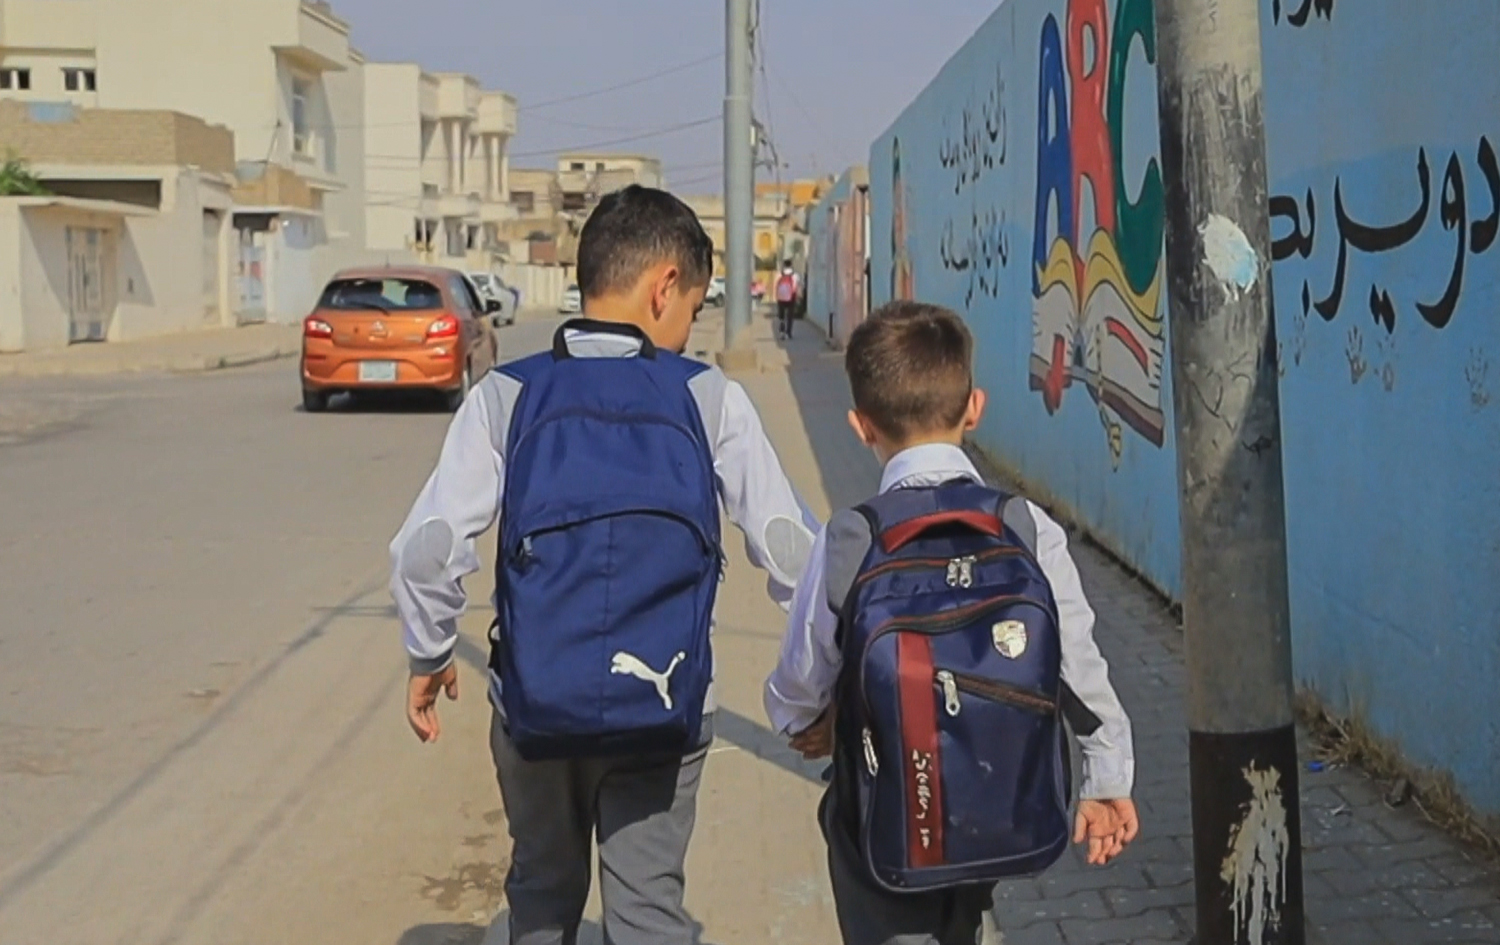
[521,53,722,112]
[507,116,721,159]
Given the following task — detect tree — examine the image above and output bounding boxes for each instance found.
[0,154,46,197]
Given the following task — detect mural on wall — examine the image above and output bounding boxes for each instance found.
[890,137,915,301]
[1029,0,1167,467]
[937,64,1012,309]
[1271,136,1500,390]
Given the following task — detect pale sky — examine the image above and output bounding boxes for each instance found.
[332,0,1000,192]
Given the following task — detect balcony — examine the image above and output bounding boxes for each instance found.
[422,192,480,221]
[481,199,516,224]
[433,73,481,121]
[476,92,517,137]
[272,0,350,73]
[0,102,235,177]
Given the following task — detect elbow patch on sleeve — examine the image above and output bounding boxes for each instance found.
[398,518,456,584]
[763,514,815,585]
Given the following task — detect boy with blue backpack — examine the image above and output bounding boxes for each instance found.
[764,301,1139,945]
[391,185,817,945]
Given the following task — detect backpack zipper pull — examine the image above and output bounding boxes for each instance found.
[946,555,977,588]
[937,671,961,717]
[862,727,879,775]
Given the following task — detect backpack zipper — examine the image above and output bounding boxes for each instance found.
[855,546,1023,589]
[934,669,1057,717]
[856,594,1056,761]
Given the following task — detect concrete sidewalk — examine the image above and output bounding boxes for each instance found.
[0,323,302,378]
[483,308,1499,944]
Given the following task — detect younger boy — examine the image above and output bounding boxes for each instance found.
[392,185,818,945]
[764,301,1139,945]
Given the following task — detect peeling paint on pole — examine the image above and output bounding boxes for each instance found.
[1220,764,1290,944]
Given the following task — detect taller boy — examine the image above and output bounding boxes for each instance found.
[391,186,817,945]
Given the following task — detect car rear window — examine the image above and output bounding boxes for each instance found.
[319,278,444,311]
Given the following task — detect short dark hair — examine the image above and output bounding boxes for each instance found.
[845,301,974,440]
[575,185,714,299]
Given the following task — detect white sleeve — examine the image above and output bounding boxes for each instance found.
[389,391,503,674]
[1028,502,1136,800]
[763,525,842,735]
[713,378,820,610]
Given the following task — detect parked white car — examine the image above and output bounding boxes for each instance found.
[466,272,518,326]
[559,283,582,314]
[705,276,726,307]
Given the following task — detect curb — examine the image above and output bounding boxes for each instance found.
[0,345,298,380]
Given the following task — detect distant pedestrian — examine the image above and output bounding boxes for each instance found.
[391,185,819,945]
[765,301,1139,945]
[775,261,801,340]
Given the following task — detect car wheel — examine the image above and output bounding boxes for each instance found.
[445,366,472,413]
[303,388,330,413]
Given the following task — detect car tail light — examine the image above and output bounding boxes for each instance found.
[427,315,460,339]
[304,316,333,339]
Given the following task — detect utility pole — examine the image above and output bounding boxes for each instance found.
[723,0,753,351]
[1151,2,1306,943]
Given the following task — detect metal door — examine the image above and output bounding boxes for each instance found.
[65,226,107,343]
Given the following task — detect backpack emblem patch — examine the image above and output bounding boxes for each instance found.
[991,621,1028,659]
[610,651,686,710]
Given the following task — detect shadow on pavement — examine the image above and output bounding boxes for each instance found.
[399,912,723,945]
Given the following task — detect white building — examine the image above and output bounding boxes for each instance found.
[362,63,516,271]
[0,0,376,323]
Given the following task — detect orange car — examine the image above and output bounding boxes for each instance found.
[300,265,501,412]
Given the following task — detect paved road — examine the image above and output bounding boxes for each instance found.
[0,317,559,945]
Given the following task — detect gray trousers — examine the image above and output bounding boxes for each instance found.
[820,791,998,945]
[489,710,709,945]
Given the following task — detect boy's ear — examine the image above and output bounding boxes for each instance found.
[649,264,682,318]
[963,389,986,432]
[847,409,879,447]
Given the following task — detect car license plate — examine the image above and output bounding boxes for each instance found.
[359,360,397,383]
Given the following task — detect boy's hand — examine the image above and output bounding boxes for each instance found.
[407,665,459,743]
[1073,798,1140,866]
[789,708,835,759]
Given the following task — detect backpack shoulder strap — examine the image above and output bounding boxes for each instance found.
[997,493,1039,556]
[824,506,876,618]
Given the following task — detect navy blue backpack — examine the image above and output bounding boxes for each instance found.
[489,322,721,761]
[829,480,1092,892]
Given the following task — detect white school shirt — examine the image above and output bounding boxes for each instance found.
[762,442,1136,800]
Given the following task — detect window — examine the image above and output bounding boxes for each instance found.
[511,190,535,214]
[569,162,585,171]
[561,192,587,212]
[291,77,313,157]
[0,68,31,91]
[63,68,96,92]
[595,162,605,172]
[450,275,483,317]
[318,278,443,312]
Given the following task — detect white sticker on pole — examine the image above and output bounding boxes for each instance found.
[1199,213,1260,299]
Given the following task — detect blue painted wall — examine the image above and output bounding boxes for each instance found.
[856,0,1500,814]
[868,0,1182,595]
[1262,1,1500,814]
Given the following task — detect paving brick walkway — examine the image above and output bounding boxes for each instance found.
[485,308,1499,944]
[718,309,1496,944]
